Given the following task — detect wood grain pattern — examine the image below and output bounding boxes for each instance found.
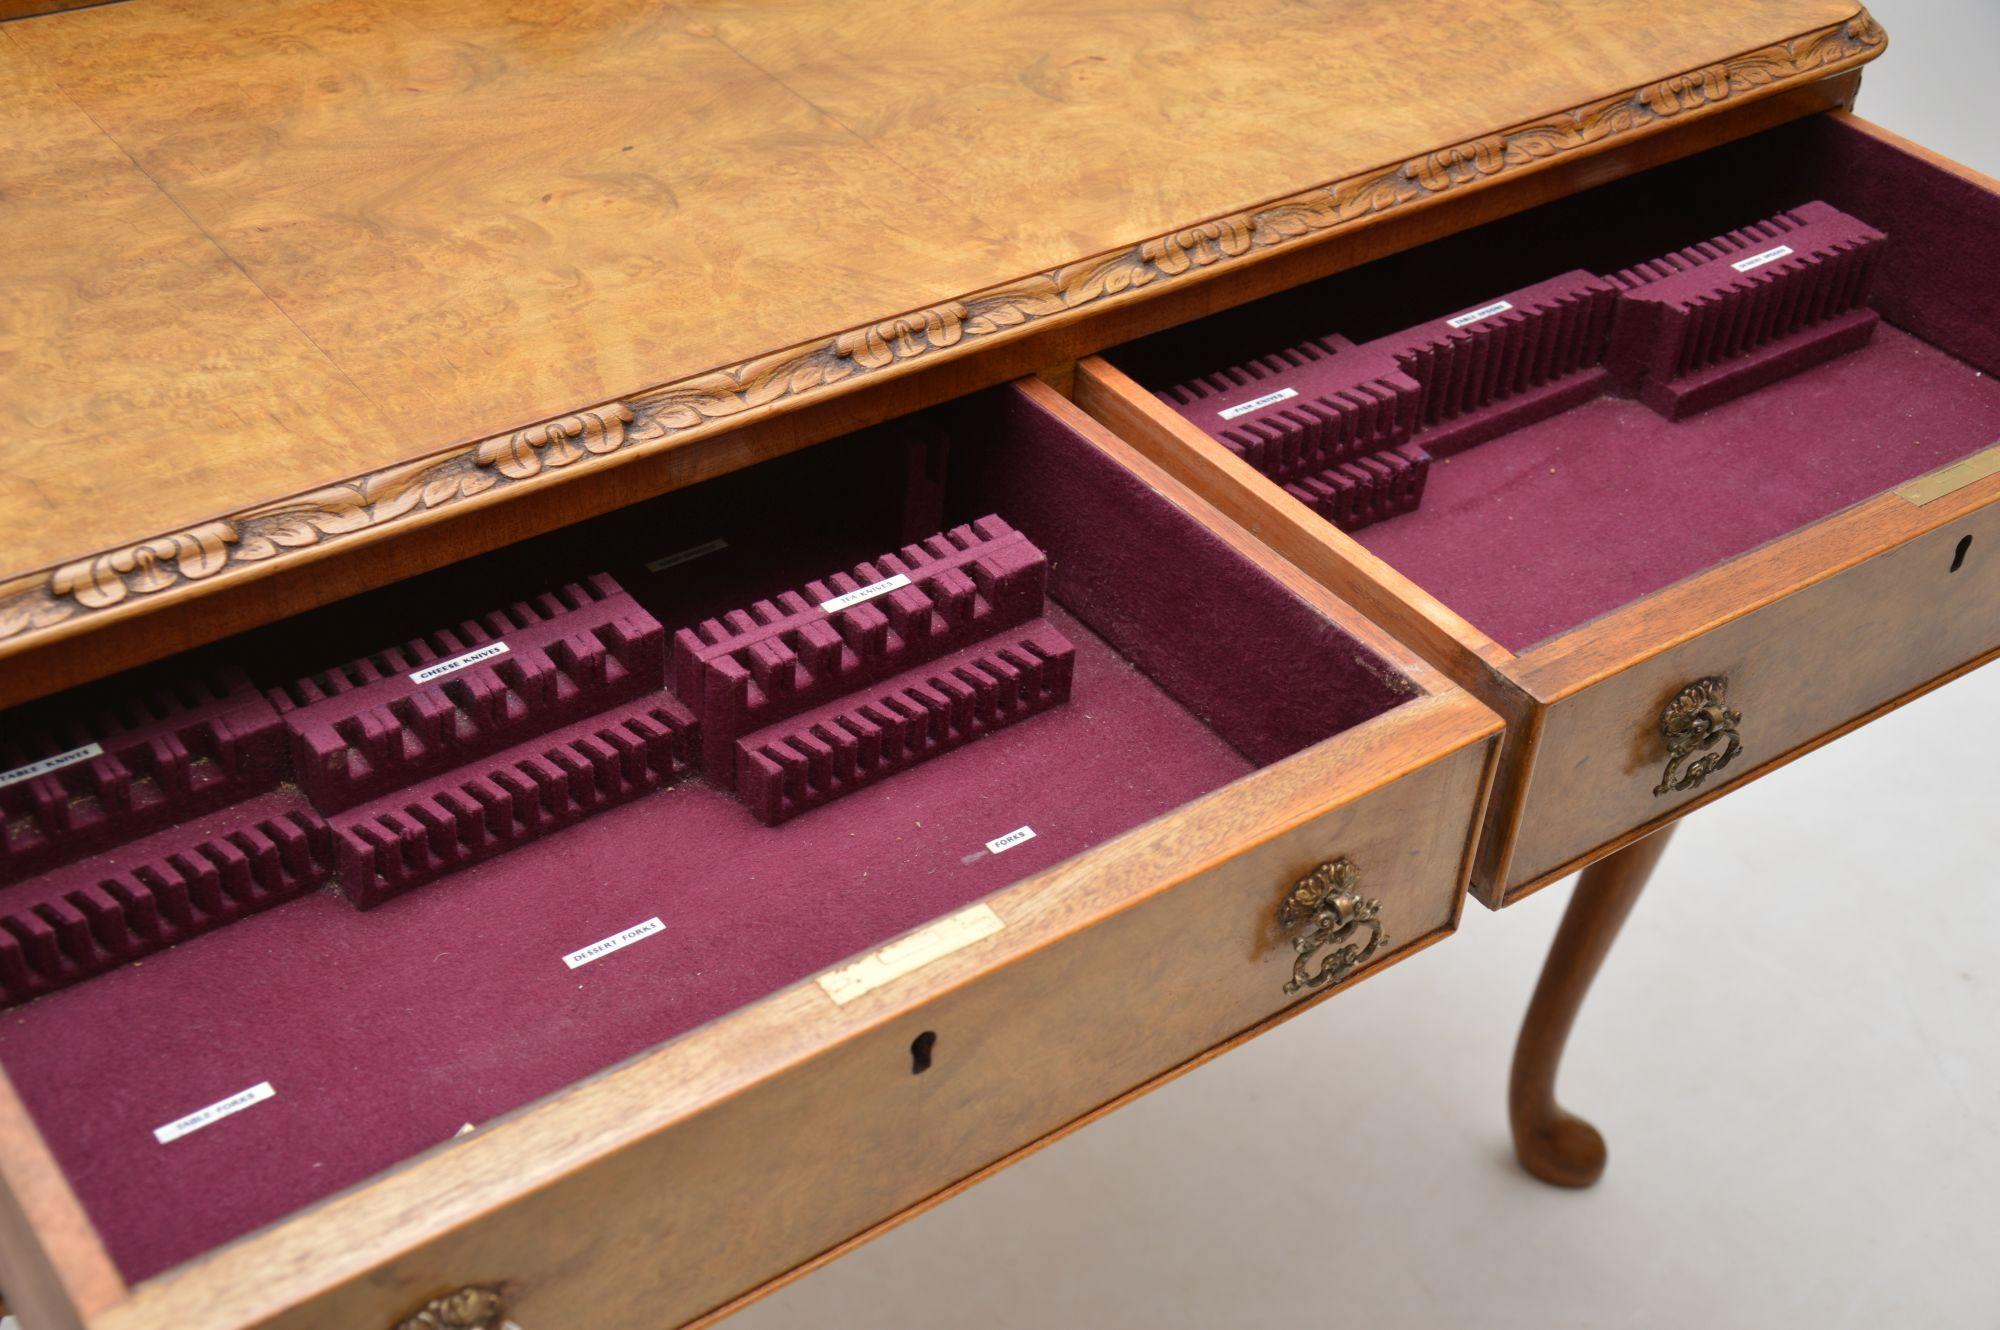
[97,697,1495,1330]
[0,1,1882,672]
[0,1069,123,1330]
[1507,471,2000,889]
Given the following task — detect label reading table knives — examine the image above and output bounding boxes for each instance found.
[0,742,102,789]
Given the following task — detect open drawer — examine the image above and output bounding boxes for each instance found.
[0,380,1497,1329]
[1075,111,2000,907]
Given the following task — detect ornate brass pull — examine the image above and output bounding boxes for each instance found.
[394,1286,518,1330]
[1277,857,1385,995]
[1653,676,1743,797]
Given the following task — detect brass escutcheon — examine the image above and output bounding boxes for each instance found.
[394,1286,519,1330]
[1653,676,1744,798]
[1276,857,1385,995]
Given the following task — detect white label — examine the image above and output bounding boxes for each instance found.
[984,825,1036,855]
[408,641,509,685]
[819,573,911,614]
[1447,300,1514,329]
[154,1082,275,1144]
[818,903,1005,1005]
[1217,387,1299,421]
[1732,244,1795,273]
[0,742,103,789]
[563,916,665,969]
[645,538,729,572]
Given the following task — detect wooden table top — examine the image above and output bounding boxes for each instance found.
[0,0,1878,682]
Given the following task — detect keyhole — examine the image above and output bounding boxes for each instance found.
[1950,534,1973,573]
[910,1030,936,1075]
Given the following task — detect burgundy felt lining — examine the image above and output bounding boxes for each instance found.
[947,389,1414,766]
[0,609,1248,1281]
[1356,326,2000,650]
[0,382,1411,1282]
[1109,116,2000,652]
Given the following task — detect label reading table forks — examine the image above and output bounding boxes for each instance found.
[1217,387,1298,421]
[0,742,103,789]
[154,1081,275,1144]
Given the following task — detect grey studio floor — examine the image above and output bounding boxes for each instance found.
[727,7,2000,1330]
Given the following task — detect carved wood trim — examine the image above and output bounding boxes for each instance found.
[0,11,1885,655]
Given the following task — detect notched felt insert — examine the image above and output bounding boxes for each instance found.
[0,794,332,1008]
[737,622,1077,825]
[671,516,1051,785]
[331,696,698,908]
[1607,201,1885,418]
[1156,336,1417,483]
[1377,271,1619,456]
[0,664,284,883]
[270,574,666,813]
[1285,444,1433,533]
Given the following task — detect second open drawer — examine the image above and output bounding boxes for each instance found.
[0,378,1498,1330]
[1075,110,2000,905]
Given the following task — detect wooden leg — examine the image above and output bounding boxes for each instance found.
[1509,824,1677,1188]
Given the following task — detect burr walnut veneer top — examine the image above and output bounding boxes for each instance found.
[0,0,1873,668]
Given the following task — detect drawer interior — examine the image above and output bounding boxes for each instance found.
[0,382,1420,1284]
[1103,114,2000,652]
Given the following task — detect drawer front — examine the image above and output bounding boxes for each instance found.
[139,696,1493,1330]
[1512,503,2000,886]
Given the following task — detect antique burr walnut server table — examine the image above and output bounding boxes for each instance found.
[1,2,1994,1327]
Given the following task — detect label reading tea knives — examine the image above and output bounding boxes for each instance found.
[819,574,911,614]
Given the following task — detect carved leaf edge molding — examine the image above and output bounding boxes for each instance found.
[0,11,1884,647]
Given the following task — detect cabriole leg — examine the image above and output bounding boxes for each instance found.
[1509,824,1678,1187]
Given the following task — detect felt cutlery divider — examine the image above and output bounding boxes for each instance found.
[1158,201,1886,529]
[670,515,1074,825]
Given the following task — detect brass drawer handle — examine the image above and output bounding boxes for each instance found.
[1277,857,1385,995]
[1653,676,1743,798]
[395,1286,518,1330]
